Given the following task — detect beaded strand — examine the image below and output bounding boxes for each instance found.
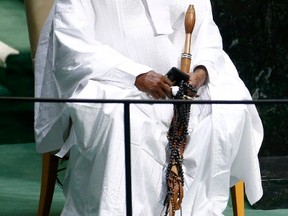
[164,80,197,216]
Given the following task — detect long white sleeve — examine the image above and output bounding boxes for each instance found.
[51,1,152,98]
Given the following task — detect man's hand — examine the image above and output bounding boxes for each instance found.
[186,65,208,97]
[135,70,172,99]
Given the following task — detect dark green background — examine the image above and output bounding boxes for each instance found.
[212,0,288,156]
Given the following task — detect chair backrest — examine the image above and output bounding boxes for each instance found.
[24,0,54,59]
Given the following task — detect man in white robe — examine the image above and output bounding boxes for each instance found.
[34,0,264,215]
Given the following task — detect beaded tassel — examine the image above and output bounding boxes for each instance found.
[164,80,196,216]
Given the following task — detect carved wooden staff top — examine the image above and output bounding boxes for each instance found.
[181,5,195,73]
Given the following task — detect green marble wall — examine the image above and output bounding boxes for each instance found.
[211,0,288,156]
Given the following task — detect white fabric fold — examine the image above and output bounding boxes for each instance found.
[145,0,173,35]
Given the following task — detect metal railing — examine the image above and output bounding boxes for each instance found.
[1,96,288,215]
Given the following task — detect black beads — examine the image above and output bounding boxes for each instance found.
[164,80,192,215]
[174,80,197,100]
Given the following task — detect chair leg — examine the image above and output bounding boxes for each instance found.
[231,181,245,216]
[37,153,59,216]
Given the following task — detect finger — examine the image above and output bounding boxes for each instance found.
[162,75,173,86]
[152,87,167,99]
[163,84,172,98]
[149,90,160,99]
[186,91,197,98]
[157,88,167,99]
[186,86,198,97]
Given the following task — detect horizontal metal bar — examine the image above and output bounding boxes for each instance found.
[0,96,288,105]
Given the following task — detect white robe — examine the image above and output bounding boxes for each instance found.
[34,0,264,215]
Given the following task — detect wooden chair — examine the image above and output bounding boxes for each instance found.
[23,1,59,216]
[231,181,245,216]
[23,1,245,215]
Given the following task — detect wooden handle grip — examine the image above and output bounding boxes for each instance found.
[180,58,191,74]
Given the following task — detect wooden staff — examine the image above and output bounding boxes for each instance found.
[179,5,195,156]
[165,5,196,216]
